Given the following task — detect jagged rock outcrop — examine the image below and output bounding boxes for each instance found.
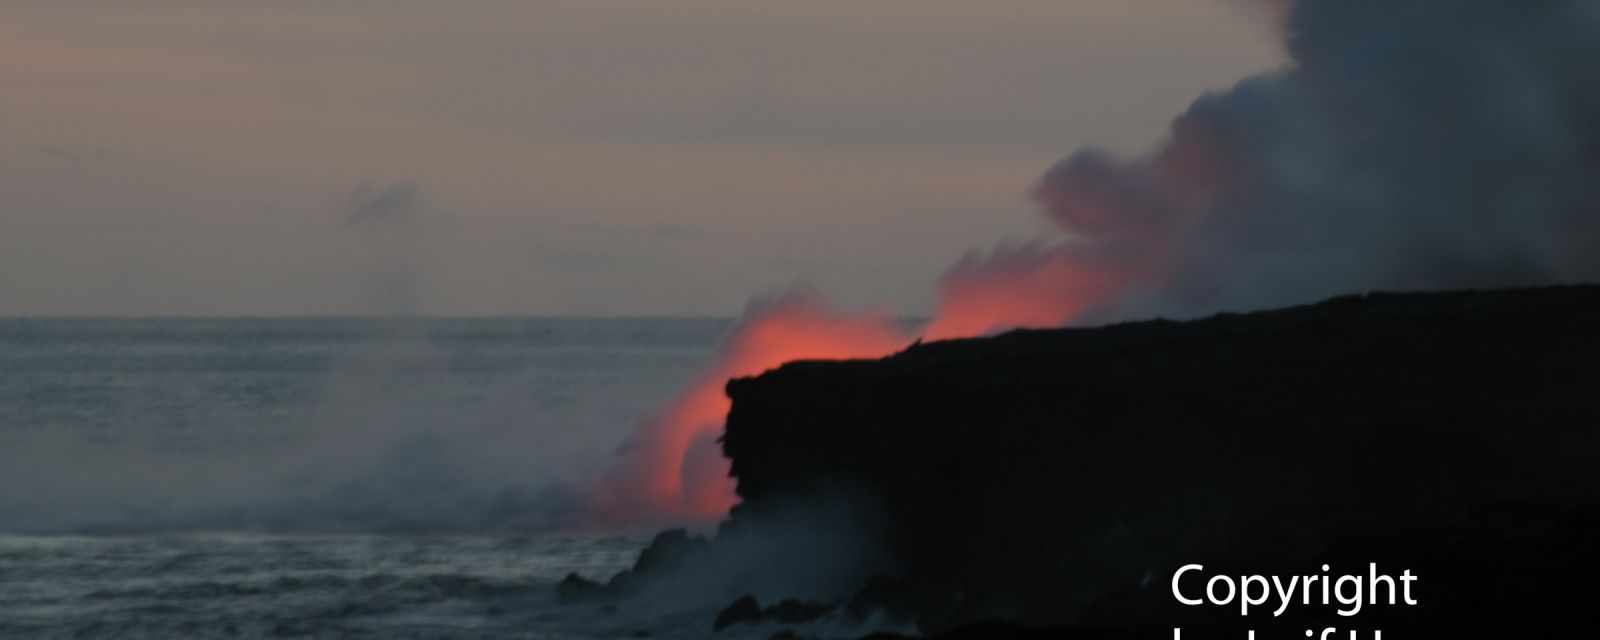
[556,528,712,602]
[719,286,1600,635]
[713,595,837,632]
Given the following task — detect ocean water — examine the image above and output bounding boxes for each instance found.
[0,318,813,639]
[0,533,654,639]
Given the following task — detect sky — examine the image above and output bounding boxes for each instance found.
[0,1,1281,316]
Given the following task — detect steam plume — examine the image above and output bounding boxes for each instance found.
[1036,0,1600,317]
[599,0,1600,524]
[595,292,908,524]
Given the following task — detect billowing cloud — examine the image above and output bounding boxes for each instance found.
[1034,0,1600,318]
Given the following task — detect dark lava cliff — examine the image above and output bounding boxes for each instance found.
[714,286,1600,636]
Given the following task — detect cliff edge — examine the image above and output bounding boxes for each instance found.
[718,286,1600,634]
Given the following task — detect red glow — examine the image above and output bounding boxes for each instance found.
[597,292,908,523]
[923,245,1121,341]
[594,248,1127,525]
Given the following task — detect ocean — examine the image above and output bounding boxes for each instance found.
[0,318,809,639]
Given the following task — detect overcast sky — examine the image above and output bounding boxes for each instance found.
[1,1,1280,316]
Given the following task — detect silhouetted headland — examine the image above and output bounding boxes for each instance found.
[569,286,1600,637]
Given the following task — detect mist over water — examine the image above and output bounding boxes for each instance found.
[0,318,918,637]
[0,317,727,534]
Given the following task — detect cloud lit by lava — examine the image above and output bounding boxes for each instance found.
[593,0,1600,524]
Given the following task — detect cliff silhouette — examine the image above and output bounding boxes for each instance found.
[718,286,1600,636]
[568,286,1600,637]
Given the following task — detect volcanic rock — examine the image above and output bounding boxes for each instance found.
[720,286,1600,634]
[713,595,836,631]
[713,595,762,631]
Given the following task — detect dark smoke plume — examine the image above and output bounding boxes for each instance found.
[1036,0,1600,319]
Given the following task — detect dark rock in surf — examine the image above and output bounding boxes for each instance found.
[764,598,835,624]
[555,573,604,603]
[713,595,762,631]
[557,528,713,601]
[713,595,837,631]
